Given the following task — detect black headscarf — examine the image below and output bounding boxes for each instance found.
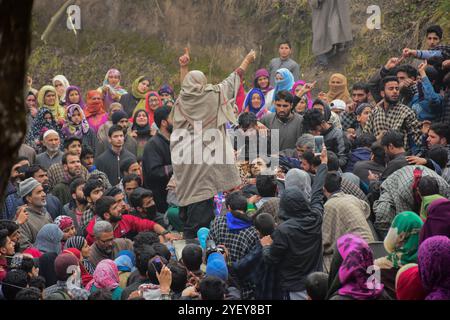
[131,110,151,137]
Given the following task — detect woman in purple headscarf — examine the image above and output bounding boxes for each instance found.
[65,86,85,109]
[326,234,391,300]
[418,236,450,300]
[251,69,274,109]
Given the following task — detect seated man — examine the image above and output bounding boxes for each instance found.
[85,196,178,245]
[129,187,168,228]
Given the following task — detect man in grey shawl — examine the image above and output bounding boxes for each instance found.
[170,48,257,239]
[309,0,353,66]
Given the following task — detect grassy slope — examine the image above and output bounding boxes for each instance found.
[27,0,449,93]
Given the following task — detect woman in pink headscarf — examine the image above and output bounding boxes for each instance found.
[86,259,123,300]
[291,80,314,109]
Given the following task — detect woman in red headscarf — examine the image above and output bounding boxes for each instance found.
[62,248,93,287]
[84,90,108,134]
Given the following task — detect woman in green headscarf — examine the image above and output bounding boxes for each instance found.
[119,76,151,118]
[374,211,424,299]
[37,85,66,125]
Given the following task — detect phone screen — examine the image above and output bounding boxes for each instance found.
[314,136,324,155]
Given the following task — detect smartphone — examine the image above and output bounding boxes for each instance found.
[314,136,324,156]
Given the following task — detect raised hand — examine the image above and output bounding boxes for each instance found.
[179,47,190,67]
[418,60,428,77]
[385,56,404,70]
[304,81,317,92]
[245,50,257,64]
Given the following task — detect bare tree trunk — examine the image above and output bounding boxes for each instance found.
[40,0,74,43]
[0,0,33,203]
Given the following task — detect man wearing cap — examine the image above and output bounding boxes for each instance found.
[17,178,53,250]
[95,110,138,157]
[35,130,63,170]
[329,99,347,119]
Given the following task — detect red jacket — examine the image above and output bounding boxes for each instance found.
[85,215,156,245]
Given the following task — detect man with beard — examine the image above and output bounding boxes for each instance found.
[17,178,53,250]
[341,83,371,131]
[303,109,348,169]
[104,187,131,216]
[1,157,30,220]
[52,152,84,206]
[95,110,138,157]
[364,76,421,152]
[379,130,409,180]
[80,178,105,236]
[129,188,168,228]
[47,137,90,191]
[63,178,87,235]
[35,130,63,170]
[142,107,173,213]
[88,220,115,267]
[260,90,304,152]
[85,196,179,245]
[9,165,64,220]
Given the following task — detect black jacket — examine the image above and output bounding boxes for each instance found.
[232,242,280,300]
[95,147,136,186]
[323,125,349,169]
[142,133,172,213]
[119,93,140,118]
[263,163,327,292]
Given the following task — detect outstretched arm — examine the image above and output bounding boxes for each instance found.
[179,47,190,84]
[238,50,256,74]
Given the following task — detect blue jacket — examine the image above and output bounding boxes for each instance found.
[411,76,443,121]
[346,147,372,173]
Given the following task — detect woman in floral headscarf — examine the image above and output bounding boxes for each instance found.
[86,259,123,300]
[62,104,98,153]
[119,76,151,118]
[326,234,389,300]
[26,107,64,152]
[37,85,66,124]
[84,90,108,134]
[374,211,424,299]
[97,69,128,111]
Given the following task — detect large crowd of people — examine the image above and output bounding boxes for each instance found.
[0,24,449,301]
